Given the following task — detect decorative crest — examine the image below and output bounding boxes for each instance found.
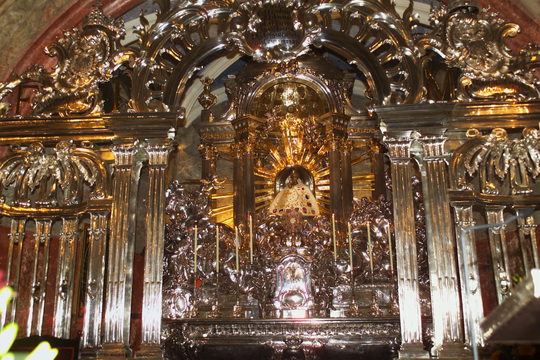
[419,4,540,101]
[32,2,126,116]
[0,3,128,117]
[83,1,124,35]
[227,0,321,63]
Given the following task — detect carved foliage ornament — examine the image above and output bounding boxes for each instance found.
[0,2,129,117]
[0,65,48,116]
[0,141,108,208]
[34,3,127,116]
[227,0,321,63]
[3,0,540,117]
[130,0,422,111]
[451,127,540,195]
[421,4,540,101]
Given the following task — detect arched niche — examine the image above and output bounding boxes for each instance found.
[274,165,316,196]
[250,79,329,119]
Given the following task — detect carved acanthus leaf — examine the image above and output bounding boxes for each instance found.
[0,141,108,207]
[452,127,540,195]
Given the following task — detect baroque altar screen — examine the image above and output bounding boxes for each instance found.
[0,0,539,359]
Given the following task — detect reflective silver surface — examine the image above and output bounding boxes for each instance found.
[383,136,423,348]
[140,143,173,356]
[53,217,80,339]
[451,202,485,348]
[416,136,465,357]
[102,144,139,355]
[163,318,400,360]
[482,269,540,343]
[0,0,538,359]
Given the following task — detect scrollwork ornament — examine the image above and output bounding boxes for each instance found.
[0,65,49,117]
[0,141,108,207]
[420,4,540,101]
[30,2,129,116]
[227,0,322,63]
[451,126,540,195]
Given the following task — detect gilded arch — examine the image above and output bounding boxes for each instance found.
[131,0,423,113]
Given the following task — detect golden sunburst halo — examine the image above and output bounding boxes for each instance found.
[253,114,331,215]
[209,114,373,226]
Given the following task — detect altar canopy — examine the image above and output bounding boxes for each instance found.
[0,0,540,359]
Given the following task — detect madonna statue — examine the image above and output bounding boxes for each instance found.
[268,170,319,216]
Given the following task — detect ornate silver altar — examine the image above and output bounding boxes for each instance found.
[0,0,539,359]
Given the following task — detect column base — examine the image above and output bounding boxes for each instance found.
[398,344,430,359]
[135,343,163,359]
[80,346,100,359]
[96,342,127,359]
[435,343,472,359]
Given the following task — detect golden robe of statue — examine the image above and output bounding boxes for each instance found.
[268,171,319,216]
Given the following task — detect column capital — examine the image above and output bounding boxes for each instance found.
[198,142,219,161]
[318,113,350,138]
[382,136,413,160]
[451,202,475,225]
[110,143,138,166]
[59,217,79,242]
[341,139,353,155]
[516,214,536,228]
[244,137,259,153]
[145,142,173,166]
[416,136,448,159]
[368,138,383,156]
[232,115,264,141]
[8,218,26,245]
[485,204,507,212]
[231,142,243,159]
